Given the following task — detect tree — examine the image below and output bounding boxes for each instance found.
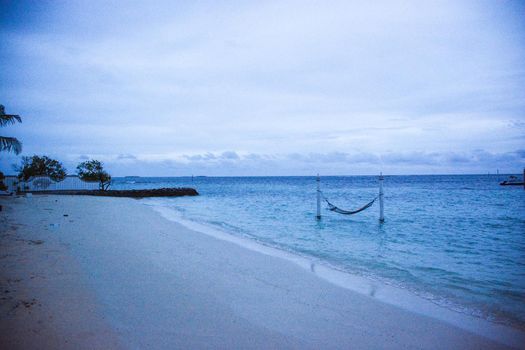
[17,155,67,182]
[76,160,111,191]
[0,105,22,154]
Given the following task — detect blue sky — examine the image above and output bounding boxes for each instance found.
[1,0,524,176]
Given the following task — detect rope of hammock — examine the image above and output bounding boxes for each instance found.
[321,192,378,215]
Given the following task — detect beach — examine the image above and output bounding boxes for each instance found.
[1,195,523,349]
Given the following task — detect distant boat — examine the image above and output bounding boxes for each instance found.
[499,175,524,186]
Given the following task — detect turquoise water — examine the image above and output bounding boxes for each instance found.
[112,175,525,328]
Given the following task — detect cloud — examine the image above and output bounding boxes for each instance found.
[3,149,523,176]
[82,149,525,177]
[220,151,240,160]
[0,1,524,175]
[184,153,215,161]
[116,154,137,160]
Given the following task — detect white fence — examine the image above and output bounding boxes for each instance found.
[2,175,100,192]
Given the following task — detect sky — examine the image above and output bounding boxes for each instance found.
[1,0,524,176]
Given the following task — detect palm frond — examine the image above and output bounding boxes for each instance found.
[0,114,22,127]
[0,136,22,154]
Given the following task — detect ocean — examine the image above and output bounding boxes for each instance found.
[112,175,525,328]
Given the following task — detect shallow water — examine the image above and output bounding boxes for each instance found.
[112,175,525,327]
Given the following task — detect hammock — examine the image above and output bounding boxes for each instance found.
[324,196,377,215]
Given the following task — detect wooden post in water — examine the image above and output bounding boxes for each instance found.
[379,172,385,223]
[316,174,321,220]
[523,168,525,190]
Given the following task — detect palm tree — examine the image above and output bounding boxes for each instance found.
[0,104,22,154]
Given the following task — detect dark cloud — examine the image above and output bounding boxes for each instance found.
[220,151,240,160]
[97,149,525,176]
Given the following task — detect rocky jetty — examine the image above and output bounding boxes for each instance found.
[24,187,199,198]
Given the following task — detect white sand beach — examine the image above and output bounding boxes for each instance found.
[0,195,523,349]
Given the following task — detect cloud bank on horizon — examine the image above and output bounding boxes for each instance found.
[1,0,524,176]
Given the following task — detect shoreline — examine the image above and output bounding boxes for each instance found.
[148,201,525,345]
[1,195,523,349]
